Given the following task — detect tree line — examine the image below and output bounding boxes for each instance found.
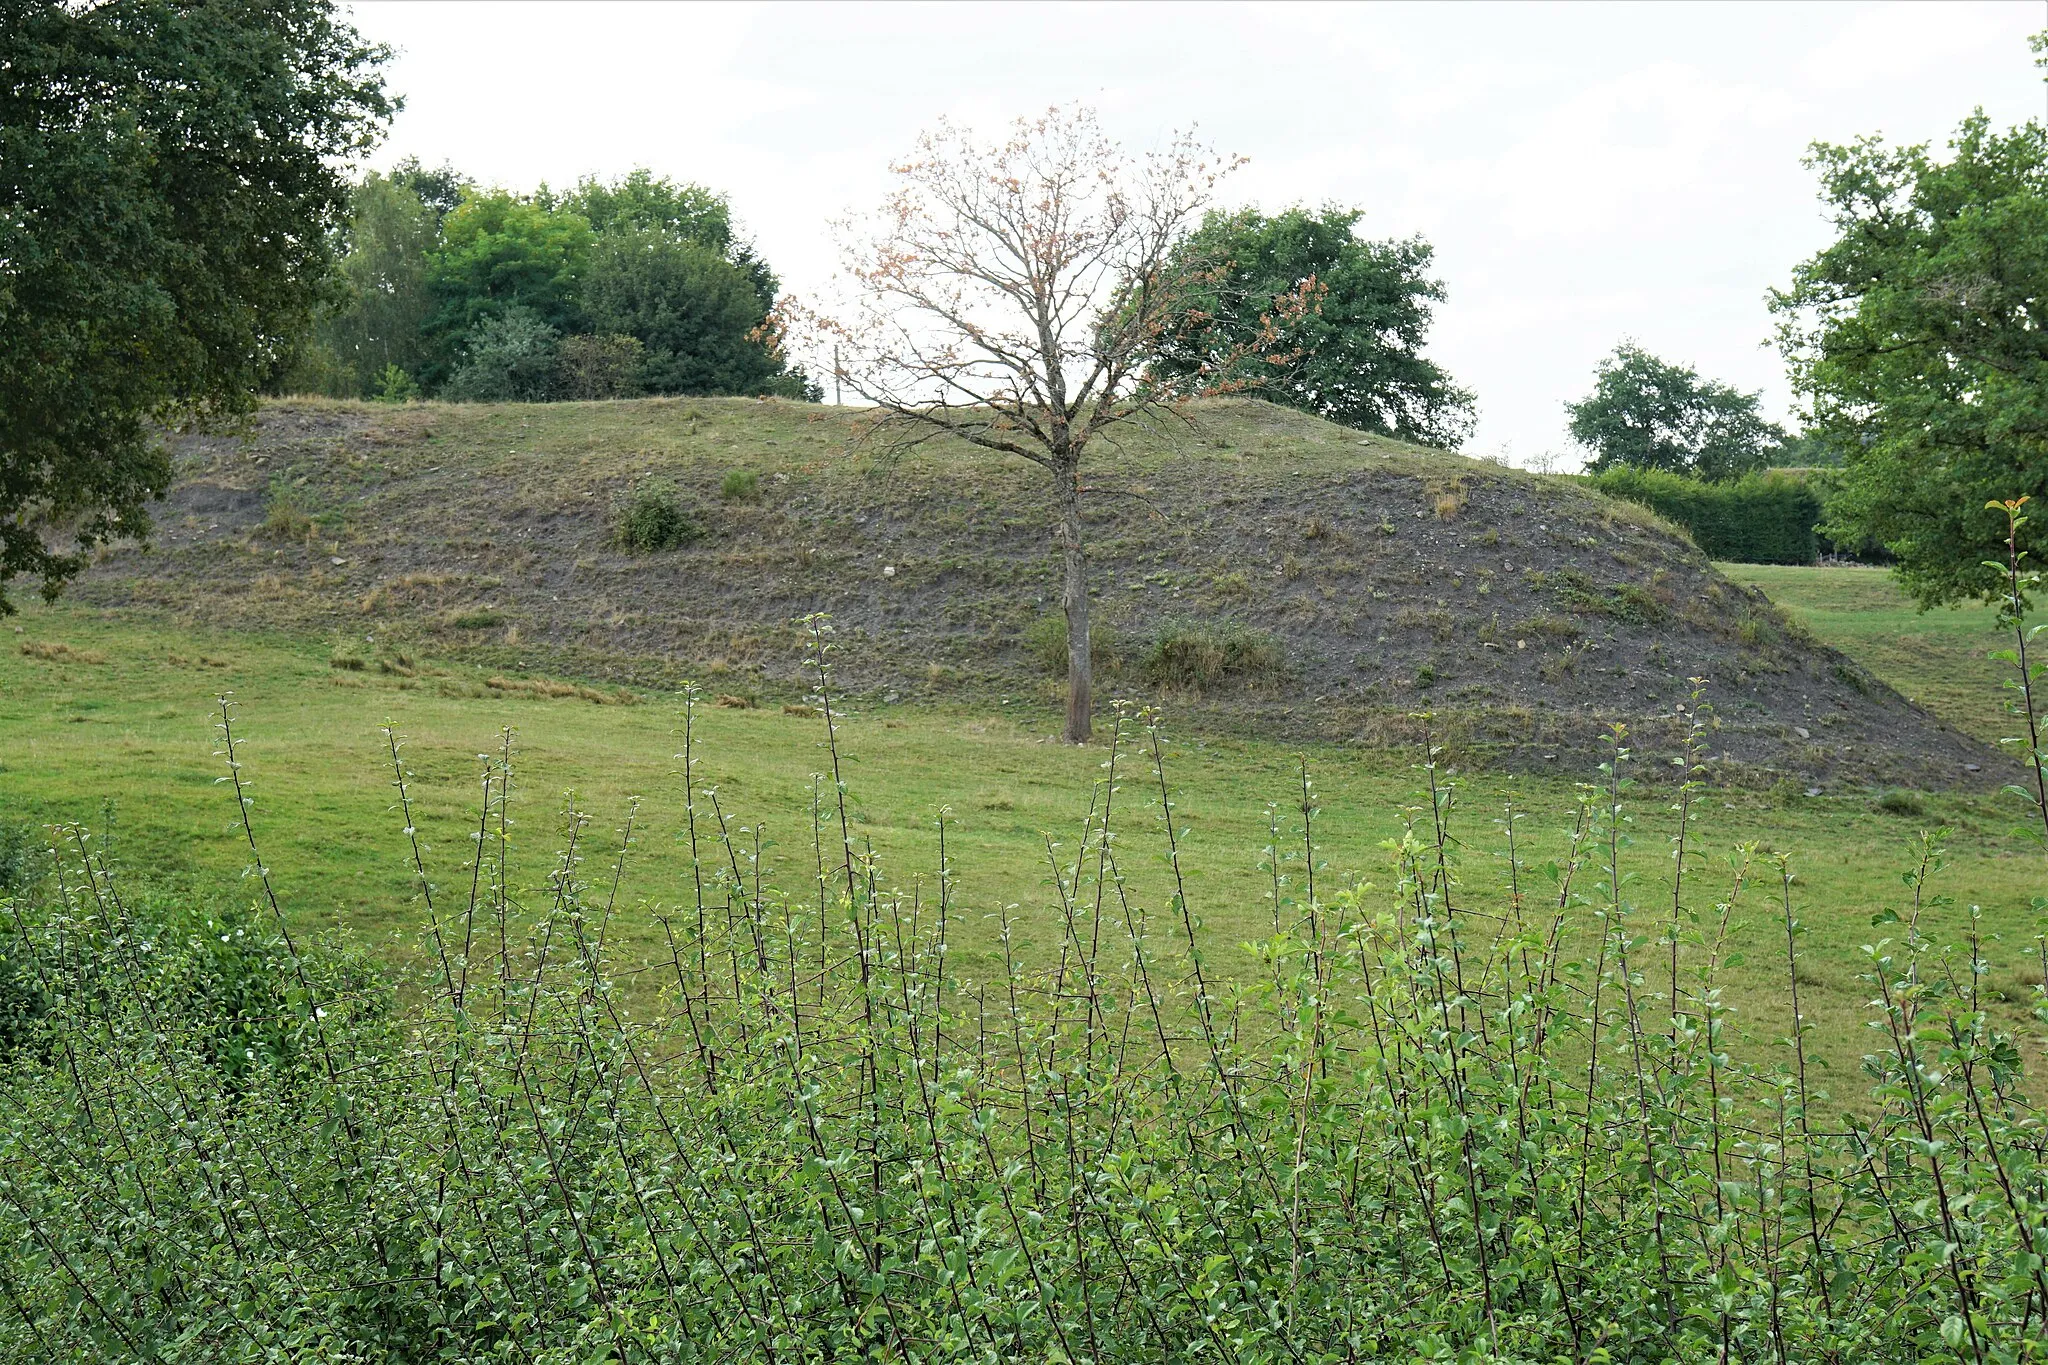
[279,164,818,404]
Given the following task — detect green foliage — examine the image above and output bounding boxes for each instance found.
[1592,465,1821,564]
[1568,343,1787,480]
[371,363,420,403]
[1773,109,2048,607]
[1138,619,1286,689]
[1875,788,1928,817]
[560,168,739,256]
[7,693,2048,1360]
[441,308,561,403]
[613,480,702,552]
[1151,206,1476,447]
[0,0,393,612]
[582,229,808,397]
[424,188,594,383]
[388,155,466,223]
[553,332,645,401]
[719,468,760,502]
[257,486,317,543]
[1021,612,1122,675]
[0,822,35,896]
[307,171,441,396]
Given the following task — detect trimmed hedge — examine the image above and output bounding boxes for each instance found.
[1590,465,1820,564]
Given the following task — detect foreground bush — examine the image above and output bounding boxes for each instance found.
[5,638,2048,1364]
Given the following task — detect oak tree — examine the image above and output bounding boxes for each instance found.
[0,0,392,611]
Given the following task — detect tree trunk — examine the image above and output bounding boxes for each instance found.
[1058,466,1092,743]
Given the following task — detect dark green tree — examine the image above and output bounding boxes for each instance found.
[567,170,809,398]
[1773,98,2048,606]
[422,189,594,386]
[442,309,561,403]
[582,232,808,396]
[0,0,391,611]
[1149,206,1475,447]
[390,156,466,225]
[1566,343,1785,481]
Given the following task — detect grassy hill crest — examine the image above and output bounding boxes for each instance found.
[75,394,1997,787]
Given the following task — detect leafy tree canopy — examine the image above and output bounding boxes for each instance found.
[1150,206,1476,448]
[303,172,440,397]
[424,189,595,380]
[390,156,467,224]
[583,231,808,397]
[1565,343,1785,482]
[1774,99,2048,607]
[560,170,735,252]
[0,0,391,612]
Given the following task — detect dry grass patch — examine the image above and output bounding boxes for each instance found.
[484,675,637,706]
[21,641,106,665]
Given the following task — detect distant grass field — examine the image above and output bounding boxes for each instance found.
[1725,562,2016,744]
[3,599,2043,1081]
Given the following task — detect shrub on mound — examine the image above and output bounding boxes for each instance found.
[612,479,702,552]
[1139,619,1286,690]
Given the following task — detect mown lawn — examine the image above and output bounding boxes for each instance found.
[1725,561,2017,745]
[3,598,2044,1081]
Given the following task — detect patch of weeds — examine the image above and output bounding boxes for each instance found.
[258,486,316,543]
[1518,614,1582,642]
[1210,571,1253,601]
[0,823,38,895]
[484,676,637,706]
[1281,555,1304,582]
[1302,516,1332,542]
[1737,612,1778,648]
[1021,613,1123,676]
[1768,777,1806,808]
[328,654,367,672]
[1429,478,1467,520]
[449,610,506,630]
[1832,661,1874,697]
[1474,527,1500,548]
[1609,582,1669,625]
[1416,664,1439,689]
[719,469,760,503]
[1138,620,1286,691]
[1875,789,1928,818]
[714,693,755,710]
[614,481,703,552]
[1377,521,1397,537]
[20,641,106,665]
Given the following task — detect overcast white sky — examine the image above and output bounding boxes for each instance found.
[345,1,2046,466]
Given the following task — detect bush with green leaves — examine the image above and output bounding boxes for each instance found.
[441,308,561,402]
[612,479,702,552]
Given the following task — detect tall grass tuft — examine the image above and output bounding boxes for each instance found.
[3,602,2048,1360]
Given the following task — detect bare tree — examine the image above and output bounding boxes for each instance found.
[787,106,1305,743]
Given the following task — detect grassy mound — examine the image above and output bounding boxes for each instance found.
[74,395,1995,787]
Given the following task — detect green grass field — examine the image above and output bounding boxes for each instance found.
[3,584,2043,1081]
[1724,562,2017,744]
